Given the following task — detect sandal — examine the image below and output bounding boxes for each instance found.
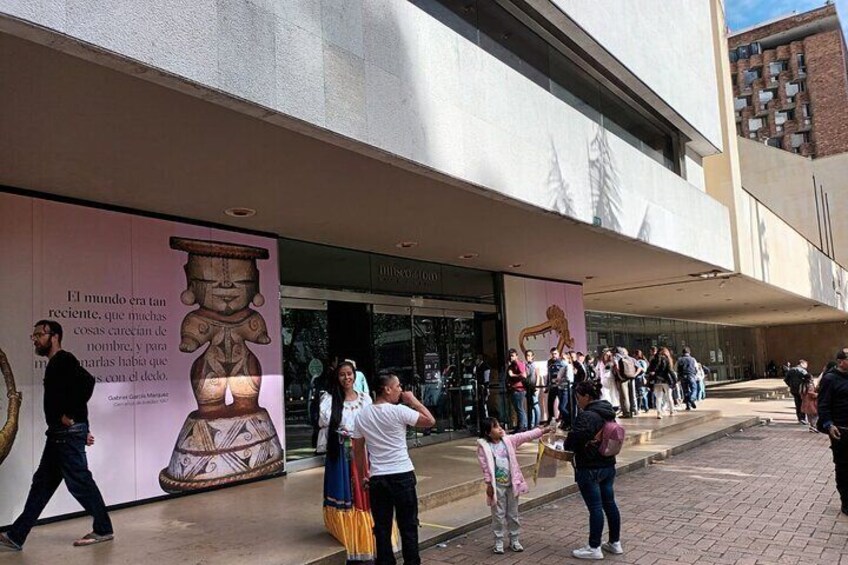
[73,532,114,547]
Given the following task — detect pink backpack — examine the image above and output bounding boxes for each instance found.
[592,420,626,457]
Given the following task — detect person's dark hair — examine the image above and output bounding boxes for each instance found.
[682,346,691,356]
[480,417,500,440]
[550,347,558,354]
[327,361,356,459]
[374,372,398,397]
[525,349,534,356]
[508,348,518,356]
[634,349,645,360]
[574,379,601,400]
[34,319,62,342]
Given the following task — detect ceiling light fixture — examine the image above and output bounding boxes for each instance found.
[458,253,479,260]
[224,207,257,218]
[509,263,523,268]
[396,241,419,249]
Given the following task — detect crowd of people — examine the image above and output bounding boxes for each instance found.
[503,345,711,431]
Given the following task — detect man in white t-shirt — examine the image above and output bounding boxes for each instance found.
[352,373,435,565]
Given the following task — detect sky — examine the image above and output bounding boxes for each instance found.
[725,0,848,40]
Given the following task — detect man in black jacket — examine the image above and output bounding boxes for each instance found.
[0,320,113,551]
[785,360,809,424]
[676,347,699,411]
[817,348,848,514]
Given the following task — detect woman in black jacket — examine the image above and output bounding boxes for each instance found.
[563,380,622,560]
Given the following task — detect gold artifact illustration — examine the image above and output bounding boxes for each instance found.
[0,347,22,466]
[518,304,576,354]
[159,237,284,493]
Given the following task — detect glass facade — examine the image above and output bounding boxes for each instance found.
[585,311,759,381]
[278,238,499,462]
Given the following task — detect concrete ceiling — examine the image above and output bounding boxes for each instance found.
[1,29,845,329]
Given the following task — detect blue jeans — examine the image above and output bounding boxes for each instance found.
[511,390,527,431]
[575,466,621,549]
[558,383,572,425]
[637,387,650,411]
[682,377,698,409]
[527,391,540,428]
[7,424,112,546]
[370,471,420,565]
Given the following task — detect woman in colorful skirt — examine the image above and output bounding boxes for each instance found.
[320,361,378,562]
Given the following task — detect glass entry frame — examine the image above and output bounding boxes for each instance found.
[372,305,480,446]
[281,286,498,462]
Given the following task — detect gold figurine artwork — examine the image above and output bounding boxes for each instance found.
[159,237,284,493]
[0,347,22,466]
[518,304,576,354]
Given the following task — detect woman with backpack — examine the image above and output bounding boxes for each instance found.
[564,380,623,560]
[652,348,677,419]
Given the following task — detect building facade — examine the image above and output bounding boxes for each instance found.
[728,3,848,157]
[0,0,846,526]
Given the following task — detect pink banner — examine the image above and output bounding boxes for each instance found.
[0,192,284,525]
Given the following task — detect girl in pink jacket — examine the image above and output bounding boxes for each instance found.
[476,417,545,554]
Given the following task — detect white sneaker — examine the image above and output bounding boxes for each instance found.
[572,545,604,560]
[602,541,623,555]
[510,540,524,552]
[493,540,504,554]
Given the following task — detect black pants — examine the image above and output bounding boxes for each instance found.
[832,437,848,511]
[370,471,420,565]
[792,392,805,422]
[7,424,112,546]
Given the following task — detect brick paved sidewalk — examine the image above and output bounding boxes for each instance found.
[424,422,846,565]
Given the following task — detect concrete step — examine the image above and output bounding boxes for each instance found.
[417,409,721,513]
[415,414,766,556]
[750,387,792,402]
[707,384,789,401]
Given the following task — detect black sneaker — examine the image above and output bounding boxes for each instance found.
[0,532,22,552]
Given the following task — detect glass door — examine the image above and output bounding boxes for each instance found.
[413,309,451,441]
[281,297,328,461]
[444,311,478,435]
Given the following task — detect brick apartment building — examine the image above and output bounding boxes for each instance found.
[728,3,848,158]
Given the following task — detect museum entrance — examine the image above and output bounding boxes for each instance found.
[281,287,499,465]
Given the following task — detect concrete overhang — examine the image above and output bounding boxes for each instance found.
[585,273,848,327]
[1,21,843,329]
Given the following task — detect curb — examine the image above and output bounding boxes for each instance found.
[416,416,765,553]
[418,411,721,513]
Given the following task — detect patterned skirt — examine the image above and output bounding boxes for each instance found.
[323,440,396,562]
